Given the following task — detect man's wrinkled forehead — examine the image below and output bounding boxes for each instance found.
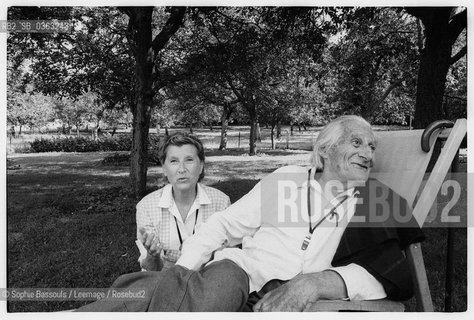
[340,121,376,144]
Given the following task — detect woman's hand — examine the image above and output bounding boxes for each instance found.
[138,227,164,271]
[139,227,163,257]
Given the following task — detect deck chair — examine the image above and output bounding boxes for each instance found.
[307,118,467,312]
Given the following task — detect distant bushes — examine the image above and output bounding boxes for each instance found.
[29,134,162,154]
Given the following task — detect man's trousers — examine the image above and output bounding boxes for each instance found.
[76,259,249,312]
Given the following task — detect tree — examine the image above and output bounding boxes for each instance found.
[7,63,54,134]
[181,7,329,155]
[326,8,419,124]
[52,96,88,136]
[405,7,466,128]
[118,7,186,198]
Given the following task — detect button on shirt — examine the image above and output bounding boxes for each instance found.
[137,183,231,269]
[176,166,386,300]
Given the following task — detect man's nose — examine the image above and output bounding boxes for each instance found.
[358,145,374,161]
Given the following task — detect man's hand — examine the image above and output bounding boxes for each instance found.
[253,270,348,312]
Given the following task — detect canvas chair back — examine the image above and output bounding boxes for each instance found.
[371,129,435,208]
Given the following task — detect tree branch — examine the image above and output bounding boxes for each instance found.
[450,45,467,65]
[150,7,186,54]
[373,77,406,110]
[226,76,244,102]
[444,94,466,101]
[448,8,467,45]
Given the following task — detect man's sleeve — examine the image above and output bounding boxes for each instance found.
[329,263,387,300]
[336,239,416,301]
[176,181,263,270]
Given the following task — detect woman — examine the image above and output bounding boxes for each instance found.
[136,132,230,271]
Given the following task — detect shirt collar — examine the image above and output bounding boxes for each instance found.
[196,183,212,205]
[306,167,358,203]
[158,184,174,208]
[157,183,211,208]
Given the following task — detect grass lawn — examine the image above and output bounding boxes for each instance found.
[6,140,467,312]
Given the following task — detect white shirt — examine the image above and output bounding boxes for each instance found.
[176,166,386,300]
[136,183,230,268]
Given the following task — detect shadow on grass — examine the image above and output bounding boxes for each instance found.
[211,179,259,203]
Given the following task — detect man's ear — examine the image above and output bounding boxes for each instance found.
[319,145,330,159]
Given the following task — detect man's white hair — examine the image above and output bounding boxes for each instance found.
[311,115,373,170]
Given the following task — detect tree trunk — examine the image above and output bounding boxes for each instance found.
[128,9,154,200]
[93,127,99,140]
[412,28,451,128]
[219,102,234,150]
[270,124,275,150]
[406,8,467,129]
[256,122,262,142]
[276,122,281,139]
[219,113,229,151]
[165,127,169,136]
[122,6,185,200]
[130,99,151,199]
[156,123,160,135]
[249,116,257,155]
[92,120,100,140]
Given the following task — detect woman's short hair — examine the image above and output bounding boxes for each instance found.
[311,115,373,170]
[158,132,205,181]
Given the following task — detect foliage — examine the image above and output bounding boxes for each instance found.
[7,6,468,198]
[8,7,134,108]
[7,62,55,131]
[28,133,164,154]
[443,30,467,120]
[7,90,55,130]
[323,8,419,124]
[29,135,132,153]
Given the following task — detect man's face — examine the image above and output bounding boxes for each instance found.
[324,122,376,185]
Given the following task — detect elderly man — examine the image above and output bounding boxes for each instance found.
[78,115,422,312]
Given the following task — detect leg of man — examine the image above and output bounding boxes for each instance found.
[150,259,249,311]
[76,259,249,312]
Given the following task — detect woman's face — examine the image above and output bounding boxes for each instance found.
[162,144,203,192]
